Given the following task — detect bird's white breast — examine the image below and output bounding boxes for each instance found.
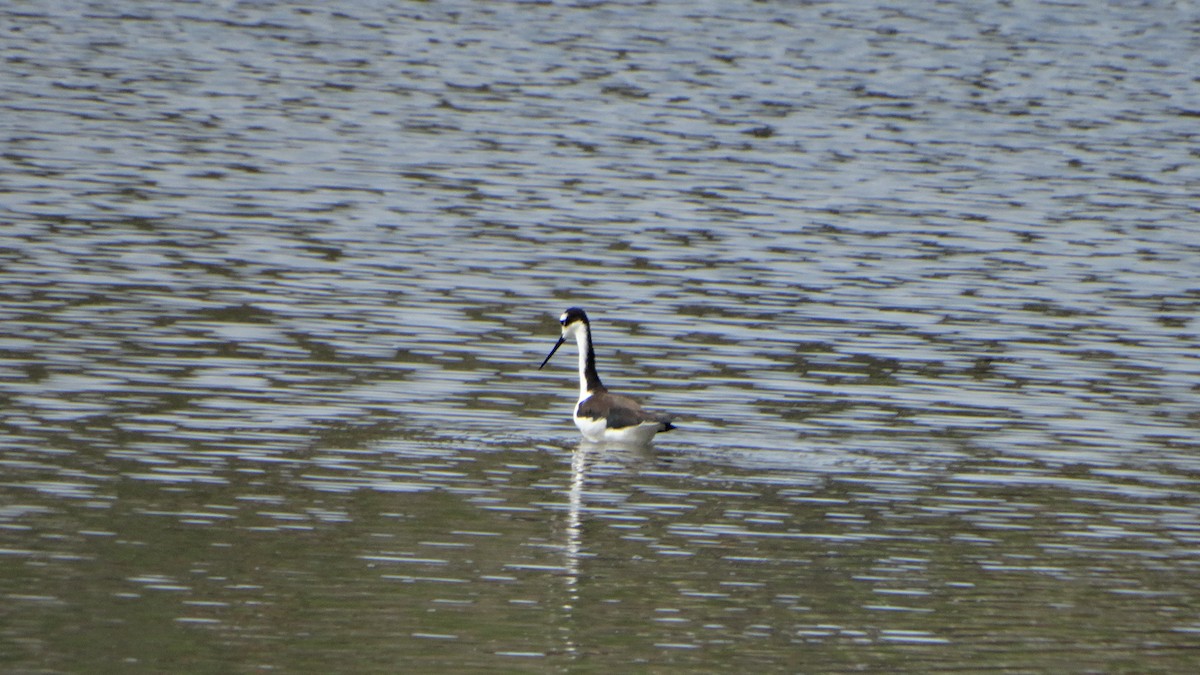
[572,412,608,443]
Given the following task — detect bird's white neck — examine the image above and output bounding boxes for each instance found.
[568,323,604,402]
[575,326,592,402]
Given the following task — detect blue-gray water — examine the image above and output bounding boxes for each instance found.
[2,0,1198,671]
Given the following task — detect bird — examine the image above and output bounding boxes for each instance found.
[539,307,676,444]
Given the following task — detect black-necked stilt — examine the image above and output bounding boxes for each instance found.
[539,307,676,444]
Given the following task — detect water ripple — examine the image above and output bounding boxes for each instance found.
[2,0,1198,671]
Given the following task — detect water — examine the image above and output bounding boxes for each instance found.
[2,0,1199,671]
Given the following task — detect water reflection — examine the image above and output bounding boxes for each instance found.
[558,440,659,659]
[560,444,587,658]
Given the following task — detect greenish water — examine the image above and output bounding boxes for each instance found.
[2,0,1198,672]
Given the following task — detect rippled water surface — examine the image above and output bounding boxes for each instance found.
[3,0,1199,671]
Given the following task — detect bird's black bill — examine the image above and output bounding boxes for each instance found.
[539,336,566,370]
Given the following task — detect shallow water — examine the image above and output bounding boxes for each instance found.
[2,0,1199,671]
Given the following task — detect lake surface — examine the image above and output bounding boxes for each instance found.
[2,0,1199,671]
